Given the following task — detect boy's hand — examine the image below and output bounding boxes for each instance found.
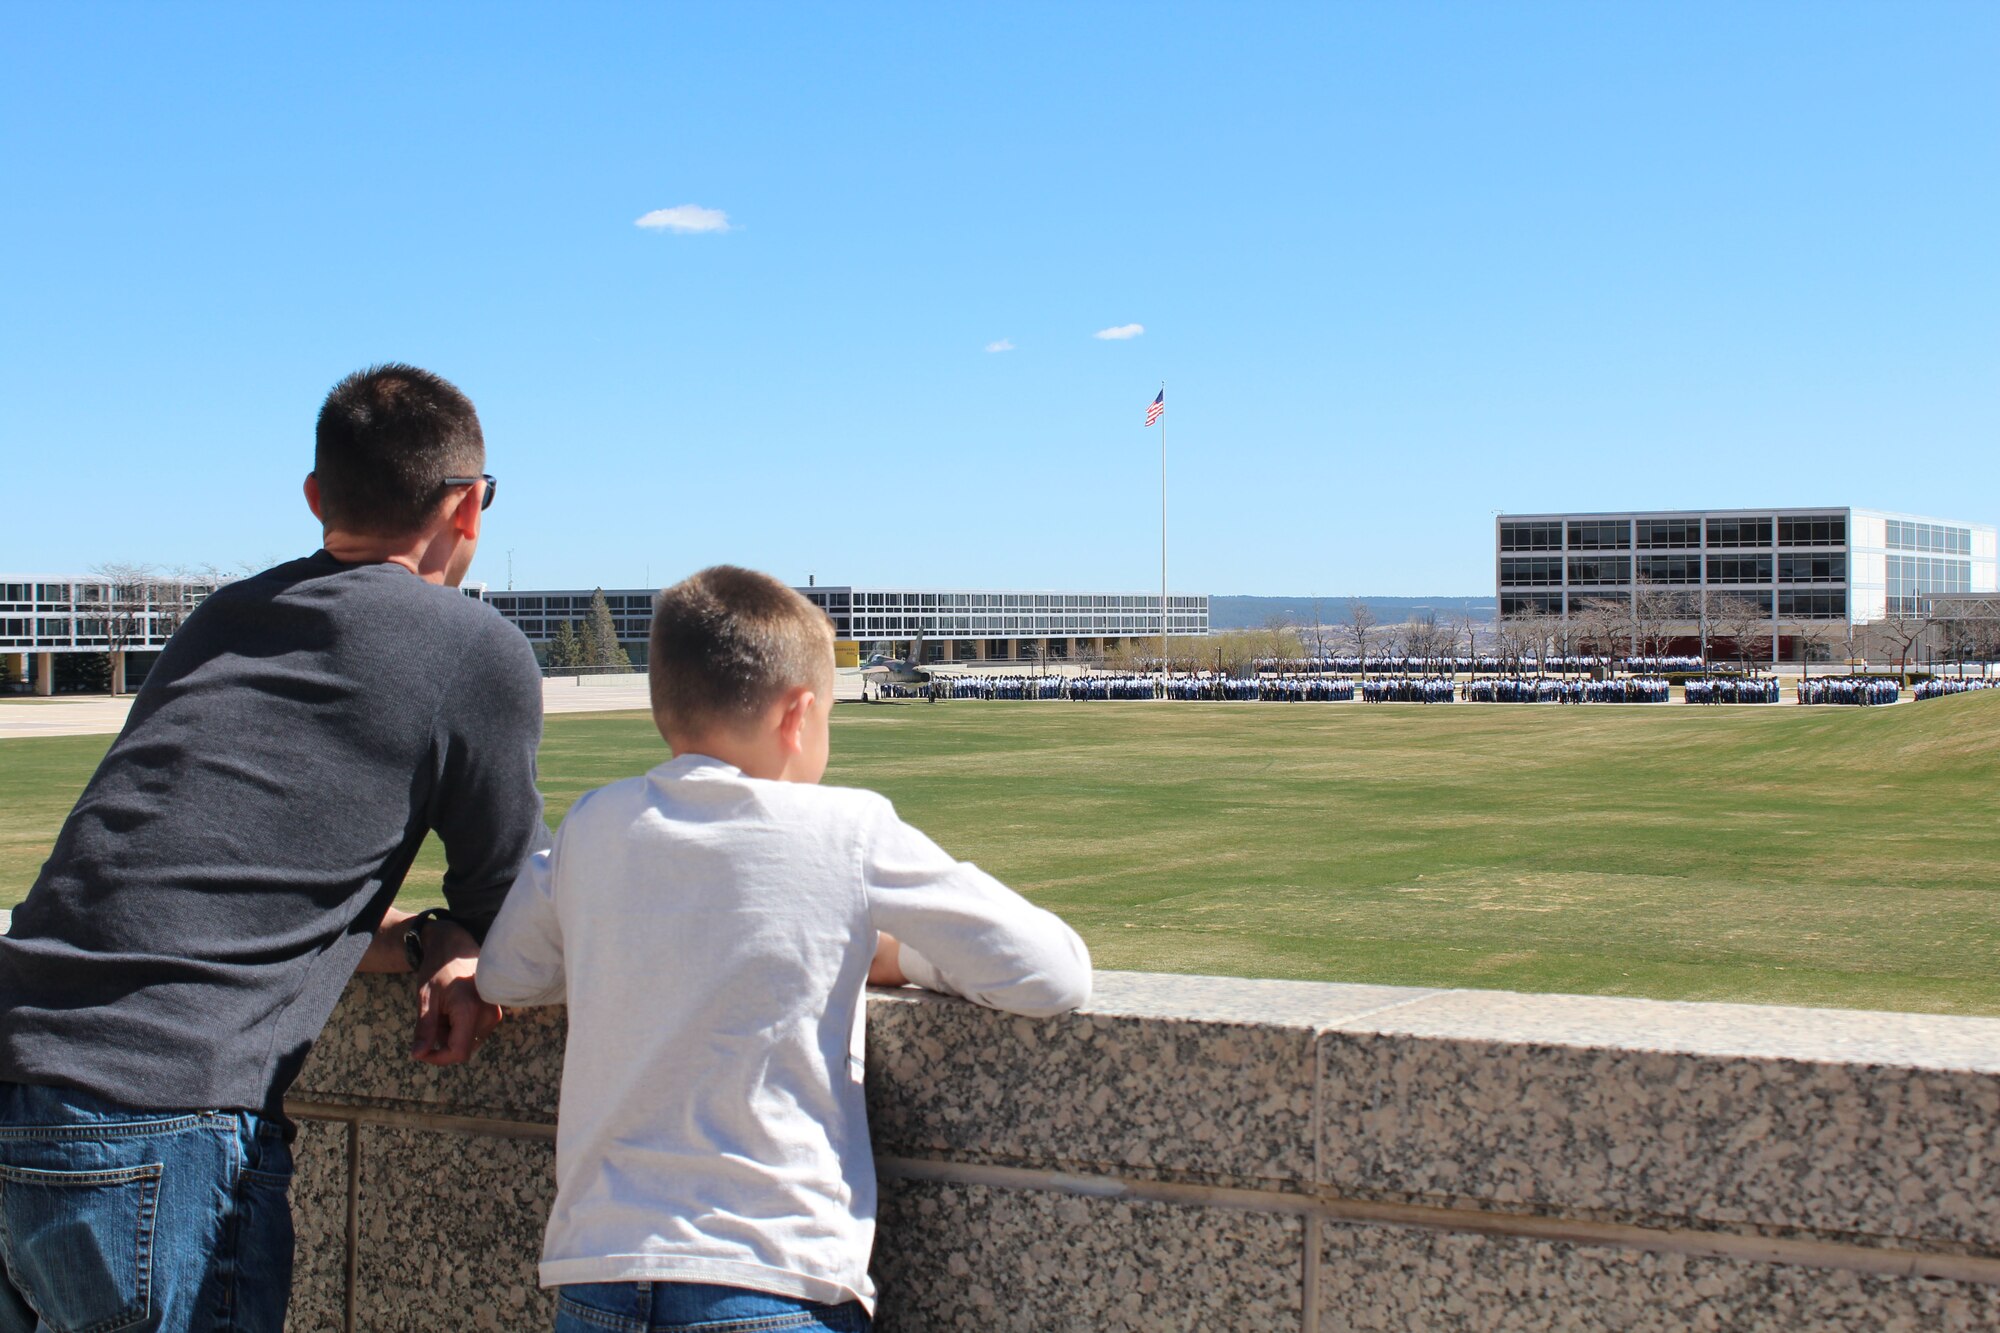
[867,932,908,987]
[410,919,505,1065]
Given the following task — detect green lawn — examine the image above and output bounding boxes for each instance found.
[5,695,1998,1014]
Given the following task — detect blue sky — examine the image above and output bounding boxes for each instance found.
[4,4,1994,595]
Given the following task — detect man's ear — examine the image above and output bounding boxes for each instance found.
[447,483,484,542]
[775,687,815,754]
[304,473,324,521]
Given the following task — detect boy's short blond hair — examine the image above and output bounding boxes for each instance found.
[648,566,835,739]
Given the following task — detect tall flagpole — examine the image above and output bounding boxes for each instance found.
[1159,380,1168,694]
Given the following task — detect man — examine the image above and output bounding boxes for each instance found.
[0,364,545,1332]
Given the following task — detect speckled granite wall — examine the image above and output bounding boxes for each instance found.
[284,972,2000,1332]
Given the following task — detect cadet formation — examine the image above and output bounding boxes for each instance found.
[1796,678,1900,706]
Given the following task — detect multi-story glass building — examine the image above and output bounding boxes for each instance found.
[1494,508,1999,658]
[1,572,230,694]
[481,584,1210,664]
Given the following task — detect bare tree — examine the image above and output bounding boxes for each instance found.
[1707,594,1770,675]
[1867,606,1931,679]
[1345,600,1377,676]
[1788,616,1841,679]
[1306,597,1332,666]
[1402,611,1445,674]
[1453,612,1481,677]
[1571,597,1625,676]
[1630,576,1683,666]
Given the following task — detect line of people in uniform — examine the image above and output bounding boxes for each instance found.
[1257,654,1707,676]
[1463,678,1671,704]
[1913,679,1995,701]
[1360,676,1457,703]
[1685,677,1782,704]
[1797,678,1900,706]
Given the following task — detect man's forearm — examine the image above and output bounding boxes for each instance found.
[357,906,416,973]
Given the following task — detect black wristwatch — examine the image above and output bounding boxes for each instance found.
[401,909,457,972]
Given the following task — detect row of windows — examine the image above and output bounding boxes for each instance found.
[851,592,1199,611]
[488,590,1206,616]
[1501,516,1849,554]
[1885,520,1971,555]
[487,594,652,614]
[1779,516,1846,546]
[1500,554,1850,587]
[1501,591,1848,620]
[1886,556,1972,599]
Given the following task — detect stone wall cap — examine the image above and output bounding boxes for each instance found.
[1319,987,2000,1072]
[873,973,2000,1073]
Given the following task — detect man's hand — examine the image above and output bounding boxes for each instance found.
[410,919,504,1066]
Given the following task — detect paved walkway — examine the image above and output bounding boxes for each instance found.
[0,671,878,740]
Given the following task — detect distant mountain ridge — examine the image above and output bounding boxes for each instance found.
[1209,594,1495,630]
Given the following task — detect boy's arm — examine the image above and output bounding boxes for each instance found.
[475,843,566,1008]
[863,802,1092,1018]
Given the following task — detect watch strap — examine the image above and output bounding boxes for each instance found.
[401,908,457,972]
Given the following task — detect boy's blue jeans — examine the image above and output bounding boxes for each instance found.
[554,1282,870,1333]
[0,1082,293,1333]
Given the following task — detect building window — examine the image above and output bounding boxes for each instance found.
[1637,555,1701,584]
[1706,555,1773,584]
[1886,520,1971,555]
[1566,556,1631,586]
[1499,557,1563,587]
[1707,590,1773,616]
[1777,515,1846,547]
[1499,522,1562,552]
[1778,591,1846,619]
[1500,593,1561,616]
[1777,554,1844,584]
[1705,518,1772,548]
[1635,519,1701,549]
[1566,520,1630,551]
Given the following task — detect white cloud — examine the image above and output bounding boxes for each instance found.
[985,338,1015,353]
[1093,323,1145,340]
[634,204,732,234]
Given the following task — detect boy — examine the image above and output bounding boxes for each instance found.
[477,566,1092,1332]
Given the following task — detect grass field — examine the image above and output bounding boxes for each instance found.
[4,694,1997,1015]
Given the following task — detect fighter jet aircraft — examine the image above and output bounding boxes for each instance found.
[859,634,931,687]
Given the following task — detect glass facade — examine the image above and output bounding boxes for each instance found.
[1498,522,1562,552]
[1778,515,1845,547]
[1885,520,1971,555]
[482,585,1211,649]
[1497,508,1997,636]
[1498,557,1563,587]
[1566,520,1629,550]
[1635,519,1701,549]
[0,576,223,651]
[1705,517,1772,548]
[1885,555,1972,615]
[1637,554,1701,584]
[1706,555,1772,584]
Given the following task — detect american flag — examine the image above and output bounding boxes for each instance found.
[1145,390,1164,427]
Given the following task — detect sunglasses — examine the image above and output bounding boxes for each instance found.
[442,474,498,511]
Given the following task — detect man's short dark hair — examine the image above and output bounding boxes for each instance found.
[314,364,485,536]
[649,566,835,739]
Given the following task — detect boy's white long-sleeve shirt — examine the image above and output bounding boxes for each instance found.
[475,754,1093,1312]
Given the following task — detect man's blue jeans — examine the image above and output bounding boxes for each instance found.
[554,1282,870,1333]
[0,1083,293,1333]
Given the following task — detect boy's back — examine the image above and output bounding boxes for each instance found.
[479,753,1090,1312]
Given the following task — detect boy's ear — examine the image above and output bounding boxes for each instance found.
[775,686,815,754]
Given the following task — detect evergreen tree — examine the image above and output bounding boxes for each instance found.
[584,589,632,671]
[548,621,581,675]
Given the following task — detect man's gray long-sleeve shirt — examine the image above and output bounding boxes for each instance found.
[0,552,546,1115]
